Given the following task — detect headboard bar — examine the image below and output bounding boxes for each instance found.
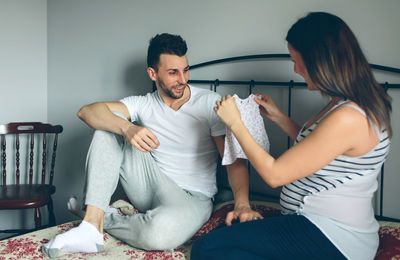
[371,64,400,74]
[190,54,290,70]
[190,53,400,74]
[188,79,400,89]
[189,79,308,87]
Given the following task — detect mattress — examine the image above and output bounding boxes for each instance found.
[1,201,398,259]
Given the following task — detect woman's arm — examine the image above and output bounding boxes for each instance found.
[254,94,301,140]
[215,96,377,188]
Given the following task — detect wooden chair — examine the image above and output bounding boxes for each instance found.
[0,122,63,236]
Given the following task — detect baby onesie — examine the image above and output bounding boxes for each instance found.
[222,94,270,165]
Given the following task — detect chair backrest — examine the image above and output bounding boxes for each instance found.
[0,122,63,186]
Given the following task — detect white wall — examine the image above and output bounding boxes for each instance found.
[2,0,400,233]
[0,0,47,238]
[47,0,400,224]
[0,0,47,123]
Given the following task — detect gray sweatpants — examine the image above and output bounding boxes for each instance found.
[83,130,213,250]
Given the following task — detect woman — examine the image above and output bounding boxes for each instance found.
[191,12,392,260]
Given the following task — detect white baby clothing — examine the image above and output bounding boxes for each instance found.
[222,94,270,165]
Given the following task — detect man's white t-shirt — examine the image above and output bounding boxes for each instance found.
[120,85,225,198]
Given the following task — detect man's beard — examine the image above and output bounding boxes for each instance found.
[158,81,185,99]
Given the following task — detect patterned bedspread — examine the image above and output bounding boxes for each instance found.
[0,201,399,259]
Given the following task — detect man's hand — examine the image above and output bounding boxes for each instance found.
[123,124,160,152]
[225,204,263,226]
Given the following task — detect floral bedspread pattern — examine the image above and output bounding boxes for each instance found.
[0,201,399,259]
[375,221,400,260]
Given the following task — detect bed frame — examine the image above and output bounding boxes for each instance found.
[2,54,400,259]
[187,53,400,223]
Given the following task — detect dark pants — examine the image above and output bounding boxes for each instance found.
[191,214,347,260]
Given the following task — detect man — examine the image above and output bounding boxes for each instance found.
[42,33,261,258]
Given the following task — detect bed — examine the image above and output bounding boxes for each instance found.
[0,200,399,259]
[1,54,400,259]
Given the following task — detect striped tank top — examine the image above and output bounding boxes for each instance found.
[280,99,390,232]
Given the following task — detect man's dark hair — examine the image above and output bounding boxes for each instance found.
[147,33,187,70]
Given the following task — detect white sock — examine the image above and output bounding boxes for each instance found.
[41,220,104,258]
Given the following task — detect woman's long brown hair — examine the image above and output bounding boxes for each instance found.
[286,12,392,137]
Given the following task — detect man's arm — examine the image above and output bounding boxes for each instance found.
[213,136,263,226]
[77,101,159,152]
[78,101,132,134]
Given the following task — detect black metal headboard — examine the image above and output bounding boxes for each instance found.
[188,53,400,222]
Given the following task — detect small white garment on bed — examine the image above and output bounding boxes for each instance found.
[222,94,270,165]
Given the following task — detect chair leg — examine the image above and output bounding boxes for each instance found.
[48,197,56,227]
[34,208,41,229]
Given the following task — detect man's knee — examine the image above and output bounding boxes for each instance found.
[93,129,119,141]
[139,234,182,250]
[135,203,212,250]
[91,129,125,149]
[137,218,194,250]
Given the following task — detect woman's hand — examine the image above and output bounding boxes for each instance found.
[254,94,285,124]
[214,95,243,129]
